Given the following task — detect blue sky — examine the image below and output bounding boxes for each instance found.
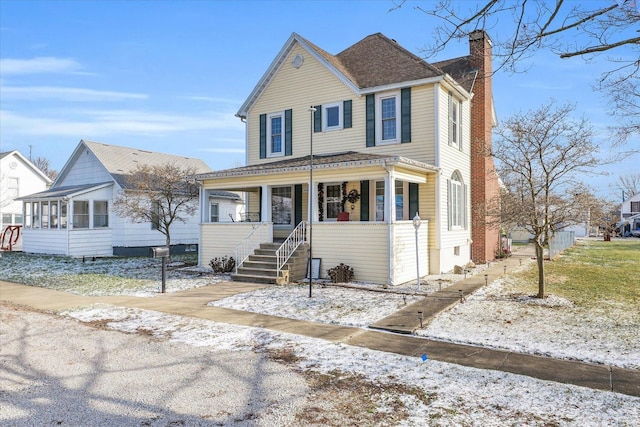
[1,0,637,198]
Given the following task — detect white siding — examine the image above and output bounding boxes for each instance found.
[0,152,51,228]
[391,221,429,285]
[57,148,112,186]
[199,222,272,268]
[21,228,112,257]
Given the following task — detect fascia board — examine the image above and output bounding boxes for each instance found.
[358,76,444,95]
[9,150,52,184]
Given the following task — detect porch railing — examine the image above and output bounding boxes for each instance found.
[234,223,269,274]
[276,221,306,279]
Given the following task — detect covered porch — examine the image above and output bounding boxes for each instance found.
[196,152,437,286]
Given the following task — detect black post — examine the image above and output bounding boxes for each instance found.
[161,256,167,293]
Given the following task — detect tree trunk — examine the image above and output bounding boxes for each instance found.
[535,240,545,298]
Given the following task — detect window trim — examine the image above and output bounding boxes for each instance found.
[322,102,343,131]
[93,200,109,228]
[267,111,285,158]
[375,91,401,145]
[448,172,466,230]
[448,93,462,150]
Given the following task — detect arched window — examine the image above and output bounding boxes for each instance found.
[448,171,467,230]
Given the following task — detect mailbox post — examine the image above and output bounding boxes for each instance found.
[150,246,170,293]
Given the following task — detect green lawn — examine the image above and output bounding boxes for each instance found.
[516,239,640,307]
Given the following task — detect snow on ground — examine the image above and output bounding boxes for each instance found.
[416,275,640,369]
[63,305,640,426]
[2,249,639,424]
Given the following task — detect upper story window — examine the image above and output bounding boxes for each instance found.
[7,177,19,199]
[366,89,411,147]
[323,103,343,131]
[260,110,291,159]
[449,92,462,150]
[375,92,401,145]
[268,112,284,157]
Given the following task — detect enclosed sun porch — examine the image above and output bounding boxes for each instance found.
[196,152,437,286]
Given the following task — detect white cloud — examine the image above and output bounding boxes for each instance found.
[0,57,83,75]
[1,86,147,101]
[0,108,243,138]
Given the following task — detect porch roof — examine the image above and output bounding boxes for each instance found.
[195,151,438,180]
[16,182,113,201]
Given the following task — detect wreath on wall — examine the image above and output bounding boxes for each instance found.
[346,189,361,204]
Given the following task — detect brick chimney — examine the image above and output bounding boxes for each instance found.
[469,30,501,264]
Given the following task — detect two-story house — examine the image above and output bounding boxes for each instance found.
[1,150,53,250]
[196,31,499,285]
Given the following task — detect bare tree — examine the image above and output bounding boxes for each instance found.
[494,102,600,298]
[33,156,59,181]
[393,0,640,142]
[618,172,640,199]
[112,163,199,253]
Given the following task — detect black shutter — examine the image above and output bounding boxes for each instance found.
[409,182,419,219]
[295,184,302,226]
[259,114,266,159]
[360,180,370,221]
[285,109,292,156]
[343,100,352,128]
[366,95,375,147]
[401,88,411,143]
[314,105,322,133]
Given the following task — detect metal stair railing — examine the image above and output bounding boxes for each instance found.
[234,223,269,274]
[276,221,306,280]
[276,221,307,277]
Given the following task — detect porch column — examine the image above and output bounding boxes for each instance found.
[261,185,271,222]
[308,182,318,222]
[386,170,396,223]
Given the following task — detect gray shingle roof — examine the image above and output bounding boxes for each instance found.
[83,140,211,176]
[196,151,437,180]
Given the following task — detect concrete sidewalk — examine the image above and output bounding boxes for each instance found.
[1,276,638,398]
[371,245,536,333]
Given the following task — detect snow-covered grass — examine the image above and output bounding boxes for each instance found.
[0,252,225,296]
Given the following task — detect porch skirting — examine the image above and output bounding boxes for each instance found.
[200,221,428,286]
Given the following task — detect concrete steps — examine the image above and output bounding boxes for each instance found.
[231,242,308,285]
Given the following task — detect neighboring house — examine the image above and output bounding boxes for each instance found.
[621,192,640,220]
[196,31,499,285]
[619,193,640,237]
[18,140,214,257]
[1,150,53,250]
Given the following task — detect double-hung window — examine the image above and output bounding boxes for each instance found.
[267,112,284,157]
[449,93,462,149]
[325,184,342,220]
[376,92,400,144]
